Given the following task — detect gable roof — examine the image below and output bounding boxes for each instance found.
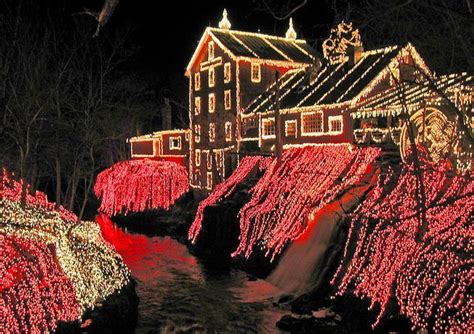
[185,27,318,76]
[244,44,434,114]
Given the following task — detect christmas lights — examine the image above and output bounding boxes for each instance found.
[188,156,272,243]
[1,171,130,333]
[94,159,189,216]
[332,150,473,332]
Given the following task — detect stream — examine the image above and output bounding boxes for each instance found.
[97,216,286,333]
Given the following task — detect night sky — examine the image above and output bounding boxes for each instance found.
[75,0,335,77]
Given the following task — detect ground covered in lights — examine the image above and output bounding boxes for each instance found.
[1,170,130,333]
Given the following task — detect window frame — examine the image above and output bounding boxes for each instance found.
[194,96,201,115]
[194,124,201,143]
[209,123,216,142]
[208,67,215,87]
[194,72,201,91]
[301,111,324,136]
[206,171,213,190]
[208,93,216,113]
[169,136,182,150]
[225,122,232,142]
[195,149,201,166]
[224,90,231,110]
[262,117,276,139]
[224,62,231,83]
[328,115,343,134]
[285,120,297,137]
[208,41,215,60]
[251,63,261,83]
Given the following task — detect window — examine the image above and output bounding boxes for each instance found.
[302,111,323,135]
[194,124,201,143]
[208,41,215,60]
[206,171,213,190]
[285,120,297,137]
[209,123,216,142]
[194,97,201,115]
[208,93,215,113]
[208,67,215,87]
[225,122,232,141]
[169,136,181,150]
[194,72,201,91]
[251,63,261,83]
[206,152,212,169]
[195,149,201,166]
[328,115,343,134]
[262,118,275,138]
[224,90,231,110]
[224,63,231,83]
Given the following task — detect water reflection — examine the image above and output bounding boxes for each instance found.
[97,215,285,333]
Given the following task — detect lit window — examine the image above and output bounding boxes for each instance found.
[328,115,343,134]
[224,63,231,83]
[285,120,297,137]
[208,41,215,60]
[225,122,232,141]
[194,72,201,91]
[209,123,216,142]
[195,149,201,166]
[224,90,231,110]
[194,97,201,115]
[262,118,275,138]
[206,171,213,190]
[194,124,201,143]
[251,63,261,83]
[169,136,181,150]
[209,68,215,87]
[207,152,212,169]
[208,93,215,113]
[302,112,323,134]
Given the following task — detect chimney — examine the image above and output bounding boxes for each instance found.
[161,98,172,130]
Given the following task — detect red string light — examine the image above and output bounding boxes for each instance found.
[94,159,189,216]
[188,156,272,243]
[1,234,80,333]
[233,145,381,260]
[332,152,473,332]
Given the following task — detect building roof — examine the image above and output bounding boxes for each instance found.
[185,27,319,75]
[349,72,474,118]
[245,45,403,114]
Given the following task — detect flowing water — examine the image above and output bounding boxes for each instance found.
[97,216,286,333]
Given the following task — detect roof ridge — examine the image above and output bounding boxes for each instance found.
[208,27,309,43]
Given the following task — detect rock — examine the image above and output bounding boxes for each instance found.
[325,308,336,318]
[334,314,342,322]
[312,309,326,318]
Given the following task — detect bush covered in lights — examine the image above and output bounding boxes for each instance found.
[332,155,473,332]
[189,145,380,260]
[94,159,189,216]
[1,170,130,333]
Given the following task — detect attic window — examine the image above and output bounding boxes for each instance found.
[224,63,231,83]
[208,41,215,60]
[194,72,201,91]
[328,115,343,134]
[302,111,323,135]
[209,123,216,142]
[208,93,216,113]
[251,63,261,83]
[169,136,182,150]
[209,68,215,87]
[225,122,232,141]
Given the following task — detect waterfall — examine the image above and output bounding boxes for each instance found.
[267,184,372,295]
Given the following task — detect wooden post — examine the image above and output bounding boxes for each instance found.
[274,71,282,162]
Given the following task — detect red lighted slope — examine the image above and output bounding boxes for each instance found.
[94,159,189,216]
[332,156,473,332]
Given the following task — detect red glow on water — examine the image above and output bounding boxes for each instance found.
[94,159,189,216]
[96,214,199,281]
